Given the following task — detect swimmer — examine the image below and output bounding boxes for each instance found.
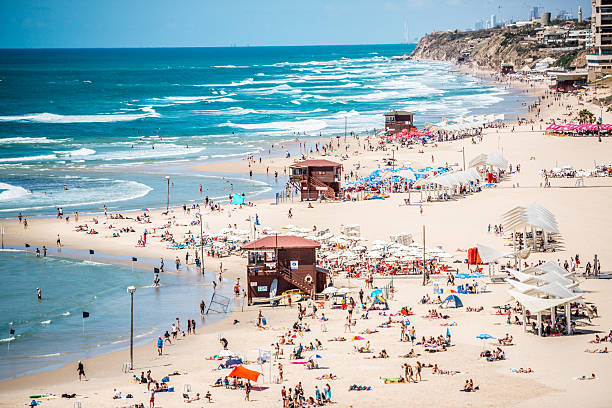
[37,288,42,300]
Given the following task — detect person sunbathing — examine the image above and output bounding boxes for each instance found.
[185,393,200,403]
[498,334,513,345]
[328,337,346,342]
[577,373,597,380]
[517,368,533,373]
[399,349,418,358]
[589,335,601,344]
[584,347,608,353]
[463,379,479,392]
[373,349,389,359]
[317,373,337,380]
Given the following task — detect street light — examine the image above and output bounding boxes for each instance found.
[165,176,170,212]
[127,286,136,370]
[197,213,205,274]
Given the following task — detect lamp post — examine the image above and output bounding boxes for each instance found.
[198,213,205,273]
[165,176,170,212]
[127,286,136,370]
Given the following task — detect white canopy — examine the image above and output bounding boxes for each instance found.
[507,289,581,314]
[469,152,508,170]
[476,244,512,263]
[502,202,559,234]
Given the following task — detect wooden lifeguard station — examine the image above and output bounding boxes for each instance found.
[289,159,342,201]
[242,236,328,305]
[384,110,415,134]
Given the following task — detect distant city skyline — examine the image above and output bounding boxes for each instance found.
[0,0,593,48]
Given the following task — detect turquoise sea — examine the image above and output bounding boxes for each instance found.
[0,248,230,381]
[0,44,523,216]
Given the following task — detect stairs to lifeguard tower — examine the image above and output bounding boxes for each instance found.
[309,175,336,199]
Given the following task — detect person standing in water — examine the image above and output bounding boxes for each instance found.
[37,288,42,300]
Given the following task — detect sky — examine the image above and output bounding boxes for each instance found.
[0,0,592,48]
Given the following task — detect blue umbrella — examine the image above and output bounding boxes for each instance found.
[370,289,383,297]
[476,334,496,340]
[446,328,451,338]
[308,354,322,360]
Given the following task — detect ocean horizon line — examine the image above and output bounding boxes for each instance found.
[0,42,417,51]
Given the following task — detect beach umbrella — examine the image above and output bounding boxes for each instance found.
[370,289,383,297]
[337,287,351,294]
[308,354,323,360]
[228,365,262,382]
[476,333,496,350]
[321,287,338,295]
[219,349,236,358]
[352,336,365,341]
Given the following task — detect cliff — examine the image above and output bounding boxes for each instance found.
[410,27,587,71]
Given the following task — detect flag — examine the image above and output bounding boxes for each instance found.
[89,249,94,255]
[82,312,90,318]
[132,257,137,262]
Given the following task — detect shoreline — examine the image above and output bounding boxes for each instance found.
[2,59,612,407]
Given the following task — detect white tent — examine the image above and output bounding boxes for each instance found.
[469,152,508,170]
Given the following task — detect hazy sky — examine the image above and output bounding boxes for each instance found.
[0,0,592,48]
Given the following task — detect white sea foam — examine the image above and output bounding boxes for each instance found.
[40,320,51,324]
[219,118,327,133]
[52,148,96,157]
[0,106,160,124]
[0,337,15,343]
[195,78,254,87]
[0,137,70,144]
[0,182,30,201]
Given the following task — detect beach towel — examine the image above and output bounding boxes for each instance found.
[349,385,372,391]
[380,377,405,383]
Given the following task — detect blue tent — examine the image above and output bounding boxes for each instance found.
[231,193,245,205]
[442,294,463,308]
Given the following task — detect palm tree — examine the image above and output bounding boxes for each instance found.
[577,109,595,124]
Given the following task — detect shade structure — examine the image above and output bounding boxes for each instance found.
[476,244,511,263]
[442,294,463,308]
[413,167,481,188]
[508,280,576,299]
[469,152,508,170]
[502,202,559,234]
[219,349,236,358]
[228,365,262,382]
[507,290,581,314]
[321,286,338,295]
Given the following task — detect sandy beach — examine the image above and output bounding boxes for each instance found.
[1,72,612,408]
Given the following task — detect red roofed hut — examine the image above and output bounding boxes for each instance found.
[289,159,342,201]
[242,236,328,304]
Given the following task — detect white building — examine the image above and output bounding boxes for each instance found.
[587,0,612,80]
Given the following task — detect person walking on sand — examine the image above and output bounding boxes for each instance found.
[245,380,251,401]
[56,234,61,248]
[420,205,423,216]
[77,360,87,381]
[157,336,163,355]
[149,388,156,408]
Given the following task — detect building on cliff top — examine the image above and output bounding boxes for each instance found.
[587,0,612,81]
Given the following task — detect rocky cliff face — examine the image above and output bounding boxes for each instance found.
[410,28,587,71]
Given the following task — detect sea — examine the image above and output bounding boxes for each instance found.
[0,44,525,217]
[0,248,232,381]
[0,44,527,380]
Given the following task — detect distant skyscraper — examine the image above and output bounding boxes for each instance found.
[578,6,583,23]
[529,6,540,21]
[491,14,497,28]
[474,19,484,31]
[557,9,573,20]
